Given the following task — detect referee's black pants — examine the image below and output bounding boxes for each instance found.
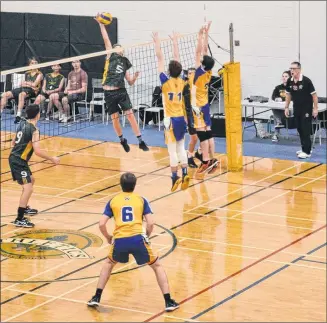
[295,113,312,154]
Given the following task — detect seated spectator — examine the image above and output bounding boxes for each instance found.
[0,57,43,123]
[58,60,88,123]
[271,70,291,142]
[34,64,65,120]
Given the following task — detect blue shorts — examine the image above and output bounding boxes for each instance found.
[108,234,158,265]
[164,116,187,144]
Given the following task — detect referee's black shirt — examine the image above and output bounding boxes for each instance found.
[285,74,316,116]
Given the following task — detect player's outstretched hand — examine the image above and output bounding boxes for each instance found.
[51,156,60,165]
[94,13,103,24]
[205,21,212,32]
[152,32,159,43]
[169,31,180,42]
[134,71,140,79]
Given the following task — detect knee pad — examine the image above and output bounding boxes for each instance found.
[167,142,179,167]
[206,130,213,140]
[197,131,207,142]
[176,140,187,165]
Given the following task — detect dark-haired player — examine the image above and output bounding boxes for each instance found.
[193,23,219,177]
[152,31,190,192]
[87,172,179,312]
[95,14,148,152]
[0,57,43,123]
[8,105,60,228]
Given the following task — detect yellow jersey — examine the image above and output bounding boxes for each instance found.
[194,66,212,107]
[104,192,153,239]
[160,72,185,118]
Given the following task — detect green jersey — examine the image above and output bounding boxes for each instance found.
[102,53,132,88]
[45,73,64,91]
[10,119,38,162]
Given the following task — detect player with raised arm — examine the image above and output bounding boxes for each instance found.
[8,104,60,228]
[87,172,179,312]
[193,23,219,178]
[152,31,190,192]
[94,13,149,152]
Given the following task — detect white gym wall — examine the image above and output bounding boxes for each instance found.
[2,1,326,99]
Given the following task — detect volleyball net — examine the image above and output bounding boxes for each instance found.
[0,33,198,150]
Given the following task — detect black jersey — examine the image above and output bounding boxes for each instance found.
[102,53,132,88]
[272,84,287,101]
[45,73,64,91]
[10,119,37,162]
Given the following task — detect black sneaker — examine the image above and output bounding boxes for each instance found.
[14,115,21,124]
[25,206,38,215]
[139,140,149,151]
[120,138,130,152]
[165,299,179,312]
[171,176,182,192]
[87,295,100,307]
[195,150,203,163]
[13,217,35,228]
[188,156,198,168]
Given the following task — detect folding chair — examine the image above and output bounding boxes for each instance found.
[10,73,25,115]
[89,78,105,123]
[72,88,88,122]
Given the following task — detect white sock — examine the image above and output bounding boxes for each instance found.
[17,111,22,117]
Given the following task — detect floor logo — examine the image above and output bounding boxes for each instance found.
[0,229,102,259]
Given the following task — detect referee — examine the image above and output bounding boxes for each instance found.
[285,62,318,159]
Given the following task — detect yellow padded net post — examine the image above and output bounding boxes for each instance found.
[222,62,243,172]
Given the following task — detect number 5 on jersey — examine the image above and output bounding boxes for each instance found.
[122,206,134,222]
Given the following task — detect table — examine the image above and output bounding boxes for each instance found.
[241,100,326,143]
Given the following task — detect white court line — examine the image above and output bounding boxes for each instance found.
[5,287,200,322]
[186,207,326,224]
[230,174,327,220]
[2,246,171,322]
[277,173,326,180]
[55,155,169,197]
[164,244,326,271]
[175,237,327,260]
[184,163,300,216]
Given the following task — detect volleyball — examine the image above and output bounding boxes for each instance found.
[97,12,113,25]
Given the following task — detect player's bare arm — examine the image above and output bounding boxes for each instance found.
[99,214,113,244]
[152,32,165,73]
[32,130,60,164]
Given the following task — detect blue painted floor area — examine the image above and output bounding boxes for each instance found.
[2,112,326,164]
[59,120,326,164]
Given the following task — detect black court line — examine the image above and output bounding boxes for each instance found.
[0,141,107,181]
[190,242,327,320]
[299,258,327,265]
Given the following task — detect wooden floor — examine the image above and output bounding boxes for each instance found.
[1,136,326,322]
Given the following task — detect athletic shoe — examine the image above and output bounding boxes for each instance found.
[194,150,203,163]
[165,299,179,312]
[13,217,35,228]
[14,115,21,124]
[271,134,279,142]
[139,140,149,151]
[87,295,100,307]
[181,174,190,190]
[196,162,209,174]
[296,150,303,155]
[274,123,285,129]
[45,114,50,121]
[120,138,130,152]
[298,152,311,159]
[24,206,38,215]
[207,158,219,175]
[188,156,198,168]
[171,176,182,192]
[90,113,95,122]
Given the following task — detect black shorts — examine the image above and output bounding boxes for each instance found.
[12,87,36,101]
[59,92,84,104]
[38,91,50,100]
[9,155,32,185]
[104,89,132,115]
[188,126,197,135]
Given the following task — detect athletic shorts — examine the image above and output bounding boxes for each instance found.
[9,155,32,185]
[12,87,36,101]
[104,89,133,115]
[164,116,187,144]
[108,234,158,265]
[188,125,197,136]
[193,103,212,129]
[59,92,84,104]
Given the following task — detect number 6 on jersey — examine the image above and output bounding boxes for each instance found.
[122,206,134,222]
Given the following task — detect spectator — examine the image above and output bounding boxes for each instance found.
[0,57,43,123]
[271,70,291,142]
[34,64,65,120]
[58,60,88,123]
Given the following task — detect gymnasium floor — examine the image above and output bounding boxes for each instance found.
[1,132,326,322]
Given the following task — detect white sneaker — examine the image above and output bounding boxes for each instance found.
[272,134,279,142]
[296,150,303,155]
[298,152,311,159]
